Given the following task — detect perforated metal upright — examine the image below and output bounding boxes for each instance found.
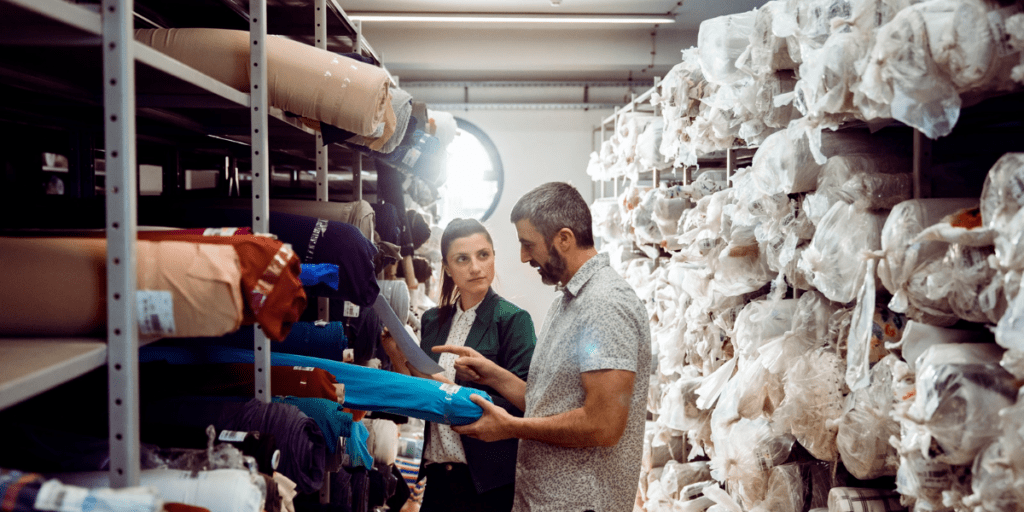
[250,0,272,403]
[315,0,331,325]
[103,0,140,488]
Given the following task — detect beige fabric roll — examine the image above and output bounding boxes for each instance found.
[0,237,243,338]
[135,28,394,138]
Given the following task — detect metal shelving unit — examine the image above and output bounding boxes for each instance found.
[0,0,388,489]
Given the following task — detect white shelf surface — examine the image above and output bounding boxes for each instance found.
[0,338,107,410]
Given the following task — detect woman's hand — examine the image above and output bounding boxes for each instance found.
[432,345,501,387]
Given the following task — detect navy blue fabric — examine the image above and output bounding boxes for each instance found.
[301,263,340,290]
[139,345,491,425]
[273,396,353,454]
[370,202,401,246]
[184,322,349,362]
[298,296,385,367]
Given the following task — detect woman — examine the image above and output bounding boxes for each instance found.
[384,218,536,512]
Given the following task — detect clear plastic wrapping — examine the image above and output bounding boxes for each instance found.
[698,12,758,86]
[904,343,1017,466]
[798,201,887,303]
[835,355,904,480]
[772,348,846,461]
[963,388,1024,511]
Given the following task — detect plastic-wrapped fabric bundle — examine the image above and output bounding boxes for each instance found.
[980,153,1024,233]
[637,117,672,170]
[805,155,912,226]
[750,462,831,512]
[963,388,1024,511]
[755,71,799,130]
[736,1,798,79]
[857,0,1022,139]
[834,355,905,480]
[757,291,840,374]
[772,349,846,461]
[903,343,1018,466]
[791,29,871,124]
[876,198,980,323]
[798,201,887,303]
[58,469,263,512]
[591,197,627,243]
[708,416,796,510]
[698,12,758,86]
[649,461,714,509]
[749,124,883,196]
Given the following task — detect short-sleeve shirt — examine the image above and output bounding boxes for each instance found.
[513,253,651,512]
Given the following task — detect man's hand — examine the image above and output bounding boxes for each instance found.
[432,345,500,386]
[452,394,516,442]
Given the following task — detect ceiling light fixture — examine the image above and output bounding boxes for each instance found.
[347,12,675,24]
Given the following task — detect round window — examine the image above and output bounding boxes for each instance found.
[437,118,503,226]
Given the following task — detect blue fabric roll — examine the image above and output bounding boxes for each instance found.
[273,396,353,454]
[140,345,491,425]
[301,263,340,290]
[347,421,374,469]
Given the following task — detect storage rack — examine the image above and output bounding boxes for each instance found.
[0,0,392,490]
[591,78,757,201]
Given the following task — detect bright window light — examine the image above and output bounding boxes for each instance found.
[438,119,502,227]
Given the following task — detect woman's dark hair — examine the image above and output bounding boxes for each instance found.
[438,218,494,323]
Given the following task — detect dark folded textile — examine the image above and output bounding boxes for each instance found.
[140,397,326,494]
[272,396,353,455]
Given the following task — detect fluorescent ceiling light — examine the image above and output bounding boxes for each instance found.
[348,12,675,24]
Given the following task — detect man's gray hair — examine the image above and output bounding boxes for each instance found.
[510,182,594,248]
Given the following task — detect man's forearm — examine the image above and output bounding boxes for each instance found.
[486,368,527,412]
[506,407,620,448]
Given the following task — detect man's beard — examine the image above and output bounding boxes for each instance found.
[535,243,567,286]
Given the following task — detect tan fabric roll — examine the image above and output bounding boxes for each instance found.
[134,28,394,138]
[0,237,243,338]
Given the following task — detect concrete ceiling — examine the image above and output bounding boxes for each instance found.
[340,0,771,83]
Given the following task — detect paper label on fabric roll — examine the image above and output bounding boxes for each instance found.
[203,227,239,237]
[344,301,360,318]
[440,383,461,395]
[218,430,248,443]
[292,366,315,372]
[136,290,176,335]
[401,148,422,168]
[35,480,89,512]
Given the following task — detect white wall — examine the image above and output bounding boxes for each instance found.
[446,108,613,336]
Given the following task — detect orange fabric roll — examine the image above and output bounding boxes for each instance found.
[0,237,243,338]
[134,28,395,139]
[134,233,306,342]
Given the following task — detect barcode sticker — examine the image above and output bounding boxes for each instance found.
[918,460,951,488]
[137,290,176,336]
[401,148,422,169]
[440,383,461,395]
[344,301,360,318]
[203,227,238,237]
[218,430,247,443]
[34,480,89,512]
[293,366,315,372]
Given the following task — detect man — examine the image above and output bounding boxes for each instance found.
[435,182,651,512]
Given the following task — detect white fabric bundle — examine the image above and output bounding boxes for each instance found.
[798,201,887,303]
[876,198,980,323]
[834,355,904,480]
[857,0,1021,138]
[57,469,264,512]
[963,388,1024,511]
[737,1,799,79]
[697,12,758,86]
[903,343,1016,466]
[804,154,912,226]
